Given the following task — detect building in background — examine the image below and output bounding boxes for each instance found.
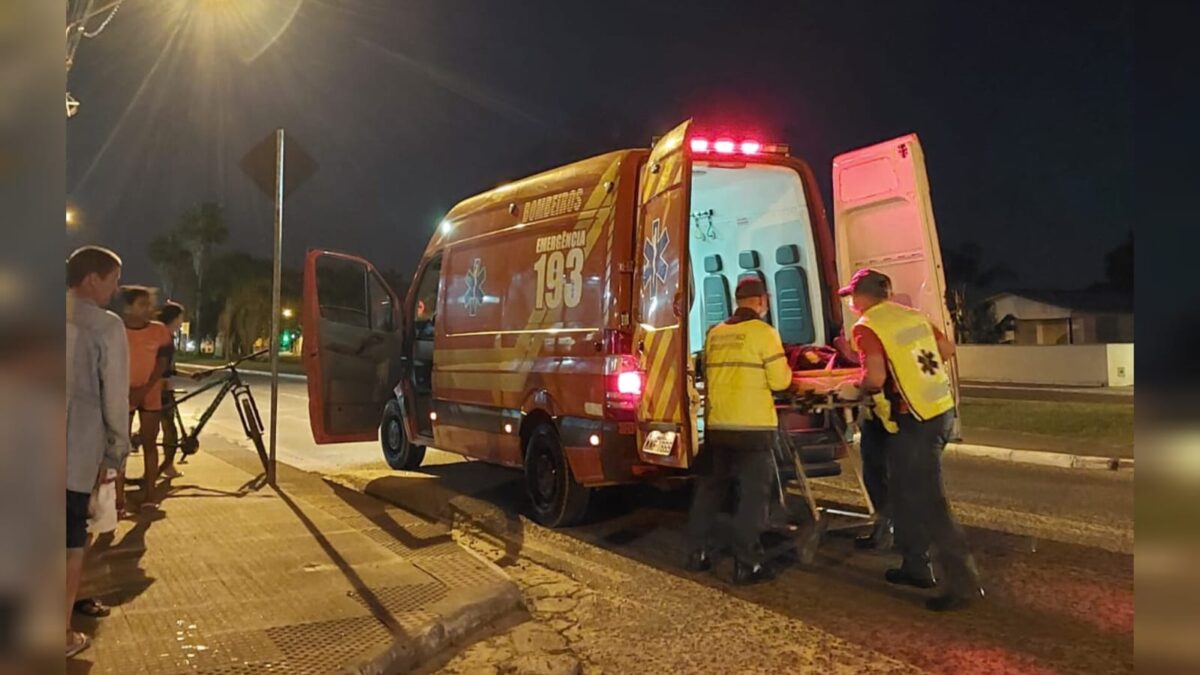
[988,290,1134,345]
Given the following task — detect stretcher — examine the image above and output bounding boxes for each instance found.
[761,370,881,565]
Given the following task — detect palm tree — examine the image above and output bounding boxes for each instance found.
[146,231,192,300]
[177,202,229,339]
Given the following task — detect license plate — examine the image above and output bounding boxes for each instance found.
[642,430,677,457]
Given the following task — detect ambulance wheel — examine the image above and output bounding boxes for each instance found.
[524,423,590,527]
[381,400,425,470]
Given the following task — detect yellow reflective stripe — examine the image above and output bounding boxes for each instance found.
[763,353,786,364]
[706,361,764,369]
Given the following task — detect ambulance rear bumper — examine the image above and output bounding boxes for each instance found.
[558,416,678,486]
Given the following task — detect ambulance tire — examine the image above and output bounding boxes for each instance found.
[524,423,590,527]
[380,400,425,470]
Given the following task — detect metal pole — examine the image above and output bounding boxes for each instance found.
[268,128,284,487]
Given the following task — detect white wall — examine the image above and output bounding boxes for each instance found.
[1106,343,1134,386]
[957,344,1135,387]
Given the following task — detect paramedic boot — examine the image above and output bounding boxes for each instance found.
[927,587,986,612]
[926,551,984,611]
[886,554,937,589]
[733,559,775,585]
[856,517,894,551]
[685,549,712,572]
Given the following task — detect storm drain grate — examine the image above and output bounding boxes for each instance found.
[415,555,504,589]
[260,616,392,674]
[348,581,449,617]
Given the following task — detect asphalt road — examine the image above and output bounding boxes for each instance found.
[173,371,1134,673]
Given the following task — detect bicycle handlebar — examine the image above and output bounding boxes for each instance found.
[189,347,271,380]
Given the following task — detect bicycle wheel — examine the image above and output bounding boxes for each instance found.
[235,390,269,473]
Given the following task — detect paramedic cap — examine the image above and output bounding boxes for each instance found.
[838,268,891,298]
[735,276,767,300]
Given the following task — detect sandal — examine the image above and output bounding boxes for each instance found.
[73,598,110,618]
[66,630,91,658]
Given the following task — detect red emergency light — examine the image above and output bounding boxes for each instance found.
[689,136,783,156]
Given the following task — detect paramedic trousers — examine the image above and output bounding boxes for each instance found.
[687,429,775,566]
[860,416,890,520]
[888,411,981,595]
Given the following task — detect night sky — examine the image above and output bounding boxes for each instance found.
[66,0,1134,290]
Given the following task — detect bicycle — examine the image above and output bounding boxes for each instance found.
[153,348,272,474]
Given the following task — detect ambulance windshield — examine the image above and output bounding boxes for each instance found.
[687,162,825,352]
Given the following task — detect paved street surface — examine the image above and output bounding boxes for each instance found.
[70,435,519,674]
[179,372,1134,673]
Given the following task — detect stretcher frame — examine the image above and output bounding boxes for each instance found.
[770,393,880,560]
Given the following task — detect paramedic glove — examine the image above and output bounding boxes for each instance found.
[835,381,863,401]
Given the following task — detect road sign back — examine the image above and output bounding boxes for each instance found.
[240,130,318,200]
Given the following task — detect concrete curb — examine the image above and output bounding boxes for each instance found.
[175,362,308,381]
[945,442,1134,471]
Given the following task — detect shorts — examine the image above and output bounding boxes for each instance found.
[67,490,90,549]
[130,380,165,413]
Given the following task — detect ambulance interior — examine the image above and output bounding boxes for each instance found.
[686,161,828,358]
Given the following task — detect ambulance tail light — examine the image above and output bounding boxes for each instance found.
[617,370,643,396]
[605,354,643,412]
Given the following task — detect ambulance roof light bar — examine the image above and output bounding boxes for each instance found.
[689,137,788,157]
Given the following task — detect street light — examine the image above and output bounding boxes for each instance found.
[281,308,294,319]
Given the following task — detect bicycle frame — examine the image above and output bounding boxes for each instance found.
[161,349,270,472]
[165,369,240,443]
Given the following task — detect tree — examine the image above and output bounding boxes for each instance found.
[202,252,301,356]
[221,277,274,357]
[177,202,229,340]
[943,242,1015,344]
[146,231,193,300]
[1102,232,1133,292]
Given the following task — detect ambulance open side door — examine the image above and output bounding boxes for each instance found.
[832,135,960,415]
[633,120,698,469]
[301,249,405,444]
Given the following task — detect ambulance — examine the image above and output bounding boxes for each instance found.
[301,120,954,527]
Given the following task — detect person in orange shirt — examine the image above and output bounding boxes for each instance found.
[119,286,174,511]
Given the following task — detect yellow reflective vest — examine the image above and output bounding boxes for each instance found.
[704,309,793,430]
[855,301,955,422]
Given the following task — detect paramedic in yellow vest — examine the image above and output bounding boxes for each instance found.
[854,273,897,552]
[841,268,984,612]
[686,277,793,585]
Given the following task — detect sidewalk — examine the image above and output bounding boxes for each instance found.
[69,438,521,674]
[959,427,1133,460]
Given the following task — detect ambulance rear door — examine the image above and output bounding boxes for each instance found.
[301,249,405,444]
[832,135,960,405]
[633,120,697,468]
